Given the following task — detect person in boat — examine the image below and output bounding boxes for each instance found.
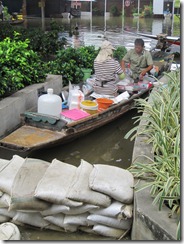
[121,38,153,82]
[0,1,4,21]
[91,40,124,97]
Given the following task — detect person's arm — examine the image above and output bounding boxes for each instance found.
[140,51,153,76]
[140,64,153,76]
[121,60,126,72]
[121,51,130,72]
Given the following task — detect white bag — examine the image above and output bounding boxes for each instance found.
[35,159,83,207]
[67,159,111,207]
[89,164,134,204]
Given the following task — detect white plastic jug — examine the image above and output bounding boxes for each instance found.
[38,88,62,118]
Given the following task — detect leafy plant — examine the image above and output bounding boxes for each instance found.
[114,46,127,62]
[0,33,46,97]
[125,70,180,239]
[0,22,67,59]
[45,45,99,86]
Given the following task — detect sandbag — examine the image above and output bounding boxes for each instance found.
[0,159,9,171]
[0,193,11,208]
[67,159,111,207]
[89,201,133,219]
[0,155,25,194]
[87,214,132,230]
[64,212,90,226]
[0,208,16,218]
[93,224,126,238]
[89,164,134,203]
[44,214,78,232]
[61,204,100,215]
[42,203,99,216]
[35,159,83,207]
[0,222,21,240]
[13,211,49,228]
[40,204,70,216]
[0,215,10,223]
[79,226,96,234]
[10,158,51,211]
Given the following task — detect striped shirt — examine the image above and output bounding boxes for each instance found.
[93,59,123,96]
[94,59,123,83]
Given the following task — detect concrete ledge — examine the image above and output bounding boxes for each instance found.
[131,76,178,240]
[0,74,63,138]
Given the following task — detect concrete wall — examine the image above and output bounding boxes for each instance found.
[0,74,63,138]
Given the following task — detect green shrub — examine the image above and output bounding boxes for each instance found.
[0,22,67,59]
[0,33,46,96]
[114,46,127,62]
[45,45,99,86]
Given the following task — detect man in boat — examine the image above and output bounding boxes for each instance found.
[121,38,154,82]
[0,1,4,21]
[91,40,124,97]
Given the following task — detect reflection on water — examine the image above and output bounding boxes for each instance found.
[25,16,180,51]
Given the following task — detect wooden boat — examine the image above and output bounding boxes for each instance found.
[123,30,180,52]
[0,52,175,154]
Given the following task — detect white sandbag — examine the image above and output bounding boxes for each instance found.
[44,223,65,232]
[35,159,82,207]
[89,201,133,219]
[89,201,125,217]
[93,224,126,238]
[67,159,111,207]
[44,214,78,232]
[0,208,16,218]
[0,191,3,197]
[0,159,9,171]
[40,204,70,216]
[0,222,21,240]
[0,193,11,208]
[0,215,10,223]
[89,164,134,203]
[87,214,132,230]
[10,158,51,211]
[13,211,49,228]
[0,155,25,194]
[61,203,100,215]
[64,212,90,226]
[79,226,96,234]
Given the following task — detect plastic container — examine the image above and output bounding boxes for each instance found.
[96,98,114,111]
[38,88,62,118]
[81,68,92,81]
[80,100,98,115]
[68,89,84,110]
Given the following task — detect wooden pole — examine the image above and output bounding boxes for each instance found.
[40,0,45,31]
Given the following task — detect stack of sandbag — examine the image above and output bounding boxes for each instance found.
[0,156,134,239]
[66,159,134,238]
[0,155,61,233]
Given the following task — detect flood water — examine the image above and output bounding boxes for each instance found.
[0,16,180,241]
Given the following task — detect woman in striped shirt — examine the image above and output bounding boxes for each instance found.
[93,40,124,97]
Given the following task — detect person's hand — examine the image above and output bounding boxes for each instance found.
[140,70,147,76]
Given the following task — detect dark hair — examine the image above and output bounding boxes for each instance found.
[134,38,144,47]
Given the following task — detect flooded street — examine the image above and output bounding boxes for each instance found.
[0,16,180,241]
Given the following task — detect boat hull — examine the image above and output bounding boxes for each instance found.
[0,90,149,153]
